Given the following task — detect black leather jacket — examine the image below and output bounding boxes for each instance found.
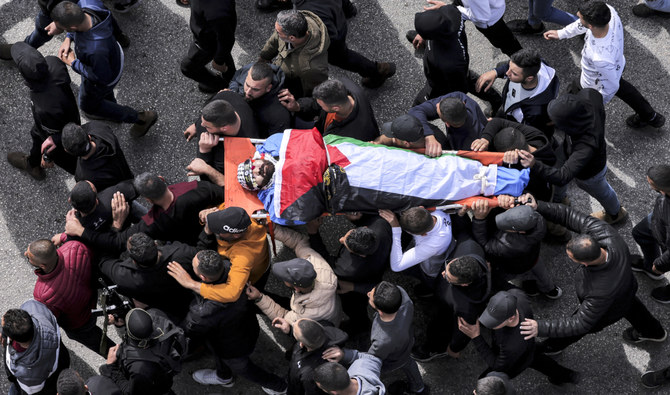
[536,202,637,338]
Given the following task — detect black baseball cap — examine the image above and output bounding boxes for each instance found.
[272,258,316,288]
[479,291,518,329]
[381,114,424,142]
[207,207,251,234]
[495,205,537,232]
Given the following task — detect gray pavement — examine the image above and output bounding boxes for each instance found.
[1,0,670,393]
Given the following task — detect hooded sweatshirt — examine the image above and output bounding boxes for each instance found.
[260,10,330,97]
[228,63,291,137]
[530,88,606,183]
[11,42,80,145]
[415,5,469,90]
[494,61,559,135]
[5,300,62,395]
[67,0,123,86]
[75,121,133,191]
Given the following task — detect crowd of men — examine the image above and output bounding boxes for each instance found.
[1,0,670,394]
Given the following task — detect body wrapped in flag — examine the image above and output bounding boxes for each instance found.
[237,129,530,226]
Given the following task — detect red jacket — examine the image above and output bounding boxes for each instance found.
[33,240,94,330]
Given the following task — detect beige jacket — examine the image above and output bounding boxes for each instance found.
[256,225,342,326]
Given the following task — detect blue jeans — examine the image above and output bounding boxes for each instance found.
[528,0,578,26]
[574,165,621,216]
[79,77,138,123]
[24,10,53,49]
[633,213,662,270]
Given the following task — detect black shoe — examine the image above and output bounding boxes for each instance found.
[522,280,540,296]
[548,370,581,386]
[7,152,46,180]
[130,110,158,137]
[651,285,670,304]
[0,43,13,60]
[410,345,448,362]
[116,32,131,48]
[641,368,670,388]
[343,1,358,18]
[114,0,141,13]
[361,62,396,89]
[543,286,563,300]
[507,19,545,35]
[622,327,667,344]
[631,255,665,280]
[626,113,666,129]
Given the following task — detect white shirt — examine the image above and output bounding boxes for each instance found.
[558,4,625,104]
[389,210,453,278]
[458,0,506,28]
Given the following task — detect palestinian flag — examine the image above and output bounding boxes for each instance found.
[271,129,529,224]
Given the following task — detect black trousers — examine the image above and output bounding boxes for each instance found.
[181,36,236,90]
[476,17,523,57]
[328,39,378,78]
[540,295,664,353]
[616,77,656,120]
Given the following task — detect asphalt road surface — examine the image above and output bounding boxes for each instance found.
[1,0,670,393]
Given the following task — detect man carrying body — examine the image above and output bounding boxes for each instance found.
[476,49,559,137]
[518,90,627,225]
[228,62,291,136]
[168,206,271,304]
[184,94,260,186]
[544,1,665,129]
[519,194,666,353]
[50,0,157,136]
[259,10,329,98]
[408,92,487,155]
[280,78,379,142]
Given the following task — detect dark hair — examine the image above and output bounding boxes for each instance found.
[51,1,85,27]
[57,369,86,395]
[2,309,34,343]
[647,165,670,193]
[276,10,308,38]
[127,233,158,267]
[345,227,378,256]
[399,207,433,235]
[61,123,90,156]
[250,62,274,82]
[196,250,229,281]
[438,97,467,126]
[312,80,349,107]
[448,255,483,284]
[28,239,57,265]
[510,49,542,79]
[373,281,402,314]
[313,362,350,391]
[69,181,97,213]
[566,234,601,262]
[294,319,326,350]
[201,100,237,127]
[134,173,167,201]
[492,127,529,152]
[578,1,611,27]
[475,376,507,395]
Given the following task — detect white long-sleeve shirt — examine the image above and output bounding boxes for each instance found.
[557,4,625,104]
[458,0,506,28]
[390,210,453,278]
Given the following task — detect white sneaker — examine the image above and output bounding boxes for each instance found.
[192,369,235,387]
[262,385,288,395]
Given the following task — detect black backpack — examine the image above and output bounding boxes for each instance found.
[119,309,187,377]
